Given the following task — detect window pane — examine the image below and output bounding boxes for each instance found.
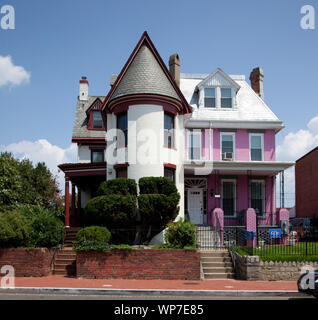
[221,88,231,98]
[92,111,103,128]
[204,97,216,108]
[204,88,215,97]
[92,151,104,163]
[188,132,201,160]
[164,168,175,182]
[251,182,264,216]
[221,135,233,153]
[222,181,235,216]
[164,114,174,130]
[251,135,261,148]
[251,149,262,161]
[117,113,128,146]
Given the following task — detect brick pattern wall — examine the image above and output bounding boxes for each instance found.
[296,148,318,218]
[0,248,54,277]
[77,249,201,280]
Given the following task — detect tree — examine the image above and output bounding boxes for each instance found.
[0,152,61,208]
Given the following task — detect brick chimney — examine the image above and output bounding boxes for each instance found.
[169,54,180,87]
[79,76,89,101]
[249,67,264,100]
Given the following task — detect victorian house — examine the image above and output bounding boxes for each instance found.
[58,32,293,231]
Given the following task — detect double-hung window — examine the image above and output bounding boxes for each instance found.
[222,180,236,217]
[250,180,265,216]
[92,111,103,129]
[250,134,263,161]
[117,112,128,147]
[221,88,232,108]
[164,113,174,148]
[204,88,216,108]
[221,133,235,161]
[187,130,202,160]
[164,167,175,183]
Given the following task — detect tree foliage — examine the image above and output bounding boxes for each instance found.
[0,152,61,208]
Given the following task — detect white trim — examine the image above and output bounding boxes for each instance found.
[221,179,237,218]
[220,132,236,161]
[249,133,264,161]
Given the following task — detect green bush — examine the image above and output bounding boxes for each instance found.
[74,226,111,251]
[84,195,137,228]
[0,210,31,248]
[139,177,178,196]
[164,219,196,249]
[97,178,137,196]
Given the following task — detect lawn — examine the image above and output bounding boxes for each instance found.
[234,241,318,262]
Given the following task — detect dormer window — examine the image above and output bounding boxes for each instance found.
[204,88,216,108]
[92,111,103,129]
[221,88,232,108]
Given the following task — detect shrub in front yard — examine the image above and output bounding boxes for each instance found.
[164,219,196,249]
[139,177,178,196]
[83,194,137,228]
[97,178,137,196]
[74,226,111,251]
[0,210,31,248]
[137,177,180,243]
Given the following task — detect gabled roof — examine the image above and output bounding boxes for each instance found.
[196,68,241,91]
[72,96,106,139]
[102,31,191,114]
[85,97,103,115]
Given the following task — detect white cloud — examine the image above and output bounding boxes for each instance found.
[276,115,318,208]
[0,139,77,192]
[0,55,30,87]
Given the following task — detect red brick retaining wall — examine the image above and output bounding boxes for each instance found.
[0,248,54,277]
[77,249,200,280]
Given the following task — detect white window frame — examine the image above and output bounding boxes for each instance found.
[249,133,264,161]
[221,179,237,217]
[220,132,235,161]
[187,130,202,160]
[220,87,233,109]
[203,87,216,108]
[249,179,265,217]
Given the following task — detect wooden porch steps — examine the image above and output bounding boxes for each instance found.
[200,251,235,280]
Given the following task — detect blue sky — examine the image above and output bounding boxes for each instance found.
[0,0,318,206]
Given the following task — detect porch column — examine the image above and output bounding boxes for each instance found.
[245,208,256,247]
[71,183,76,223]
[77,187,81,219]
[65,176,70,228]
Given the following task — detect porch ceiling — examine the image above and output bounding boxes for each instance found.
[184,160,294,176]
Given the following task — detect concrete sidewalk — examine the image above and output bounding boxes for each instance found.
[0,276,303,297]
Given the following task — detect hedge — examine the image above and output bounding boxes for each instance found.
[83,194,137,229]
[74,226,111,251]
[97,178,137,196]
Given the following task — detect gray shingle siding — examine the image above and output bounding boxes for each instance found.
[109,45,180,102]
[72,96,106,138]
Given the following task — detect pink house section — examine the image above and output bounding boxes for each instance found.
[185,128,277,226]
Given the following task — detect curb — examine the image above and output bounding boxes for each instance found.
[0,287,305,297]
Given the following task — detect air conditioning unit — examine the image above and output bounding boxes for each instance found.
[222,152,233,161]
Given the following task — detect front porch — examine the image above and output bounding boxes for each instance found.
[58,162,107,227]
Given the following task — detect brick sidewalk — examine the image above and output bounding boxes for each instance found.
[0,276,298,292]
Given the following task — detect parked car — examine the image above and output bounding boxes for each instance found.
[297,270,318,298]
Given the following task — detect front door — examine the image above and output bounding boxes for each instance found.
[187,188,203,225]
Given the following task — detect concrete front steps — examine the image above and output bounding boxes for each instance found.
[200,250,235,280]
[52,227,81,277]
